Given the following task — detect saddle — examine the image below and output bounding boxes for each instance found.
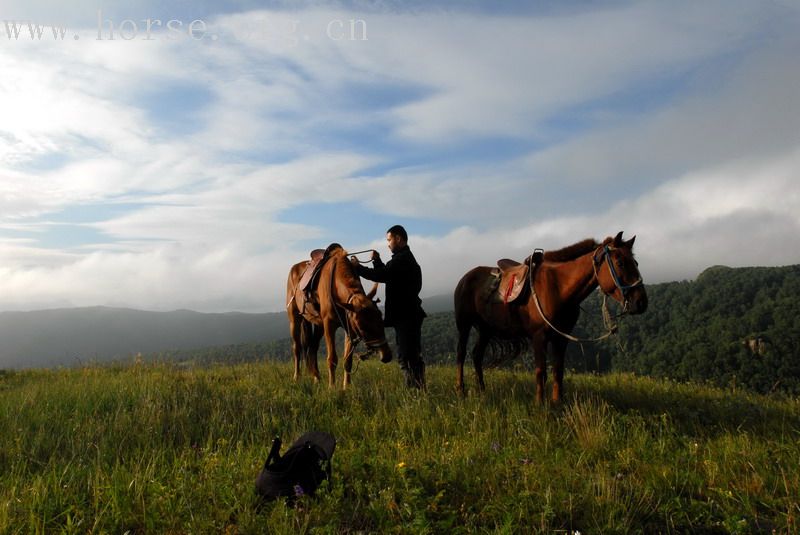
[492,249,544,305]
[298,249,326,294]
[294,244,343,316]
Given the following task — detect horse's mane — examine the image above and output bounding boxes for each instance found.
[326,245,364,291]
[543,238,598,262]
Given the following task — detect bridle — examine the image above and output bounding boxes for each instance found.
[328,259,389,355]
[592,244,644,313]
[529,243,643,343]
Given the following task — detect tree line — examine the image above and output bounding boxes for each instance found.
[147,264,800,395]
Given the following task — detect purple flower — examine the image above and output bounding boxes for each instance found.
[293,484,305,497]
[491,442,500,453]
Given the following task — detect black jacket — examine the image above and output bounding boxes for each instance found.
[356,245,425,327]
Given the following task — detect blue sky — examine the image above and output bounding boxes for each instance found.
[1,0,799,312]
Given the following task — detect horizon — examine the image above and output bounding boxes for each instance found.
[0,261,794,315]
[2,1,800,313]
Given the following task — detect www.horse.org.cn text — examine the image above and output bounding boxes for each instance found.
[2,11,368,44]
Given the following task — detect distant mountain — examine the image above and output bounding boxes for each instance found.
[0,293,454,370]
[0,307,288,369]
[422,294,454,314]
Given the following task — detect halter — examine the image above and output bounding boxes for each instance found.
[529,244,642,343]
[328,259,389,356]
[592,245,644,308]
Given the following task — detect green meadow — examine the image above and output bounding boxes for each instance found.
[0,361,798,534]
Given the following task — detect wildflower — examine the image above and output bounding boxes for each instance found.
[397,462,407,469]
[294,484,305,497]
[491,442,500,453]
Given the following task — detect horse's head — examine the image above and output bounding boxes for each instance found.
[593,231,648,314]
[333,256,393,362]
[341,292,392,361]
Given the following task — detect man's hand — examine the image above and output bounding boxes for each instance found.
[371,250,380,261]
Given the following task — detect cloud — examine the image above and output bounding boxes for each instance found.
[404,146,800,299]
[0,1,798,312]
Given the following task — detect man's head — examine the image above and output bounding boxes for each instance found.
[386,225,408,253]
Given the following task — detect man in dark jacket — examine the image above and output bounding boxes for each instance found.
[354,225,427,388]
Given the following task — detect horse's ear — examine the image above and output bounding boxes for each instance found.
[625,235,636,248]
[613,231,624,246]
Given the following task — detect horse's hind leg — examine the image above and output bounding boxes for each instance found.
[532,332,547,404]
[455,324,471,395]
[472,330,490,392]
[289,314,302,381]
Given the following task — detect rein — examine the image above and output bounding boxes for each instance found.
[529,246,628,343]
[348,249,378,264]
[328,259,388,364]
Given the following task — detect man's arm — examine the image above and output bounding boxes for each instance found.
[356,255,391,283]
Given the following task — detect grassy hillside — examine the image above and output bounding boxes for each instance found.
[1,361,798,533]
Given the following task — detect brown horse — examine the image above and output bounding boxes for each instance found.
[286,244,392,388]
[454,231,648,403]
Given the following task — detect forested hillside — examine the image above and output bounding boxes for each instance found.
[581,264,800,394]
[157,264,800,395]
[412,264,800,395]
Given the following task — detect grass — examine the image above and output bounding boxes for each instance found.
[0,360,798,534]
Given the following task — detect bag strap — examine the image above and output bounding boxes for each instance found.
[264,436,282,469]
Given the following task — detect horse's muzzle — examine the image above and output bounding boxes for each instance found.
[625,289,648,315]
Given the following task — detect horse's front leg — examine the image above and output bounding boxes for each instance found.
[342,336,354,389]
[532,332,548,404]
[550,335,568,403]
[323,322,338,388]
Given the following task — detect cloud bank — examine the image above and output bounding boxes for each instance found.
[1,1,799,311]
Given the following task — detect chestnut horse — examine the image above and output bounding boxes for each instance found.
[454,232,648,403]
[287,244,392,388]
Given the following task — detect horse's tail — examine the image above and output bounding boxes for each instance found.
[300,319,316,374]
[485,337,529,368]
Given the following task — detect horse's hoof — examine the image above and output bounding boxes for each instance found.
[380,353,392,364]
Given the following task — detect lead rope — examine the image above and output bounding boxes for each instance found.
[529,252,619,344]
[328,259,379,377]
[329,259,356,345]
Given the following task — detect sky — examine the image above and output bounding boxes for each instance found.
[1,0,799,313]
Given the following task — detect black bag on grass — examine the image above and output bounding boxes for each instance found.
[255,431,336,500]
